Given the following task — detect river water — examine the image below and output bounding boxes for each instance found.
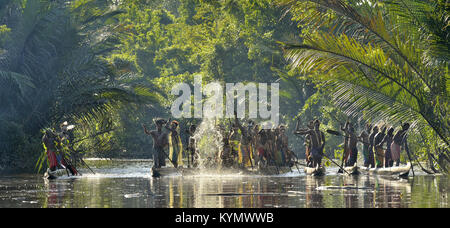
[0,159,448,208]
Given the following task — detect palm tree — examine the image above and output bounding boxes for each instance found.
[0,0,156,172]
[278,0,449,170]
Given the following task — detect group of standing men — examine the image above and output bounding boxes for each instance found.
[340,121,410,168]
[44,116,410,173]
[144,113,295,170]
[220,112,295,169]
[293,118,410,169]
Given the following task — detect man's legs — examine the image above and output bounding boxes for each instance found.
[347,147,358,166]
[363,146,369,167]
[47,150,58,171]
[159,147,166,167]
[153,148,160,168]
[311,147,321,167]
[368,147,375,168]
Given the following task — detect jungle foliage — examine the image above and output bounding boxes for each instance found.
[0,0,156,172]
[0,0,447,173]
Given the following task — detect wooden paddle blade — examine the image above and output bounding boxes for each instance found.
[326,129,342,136]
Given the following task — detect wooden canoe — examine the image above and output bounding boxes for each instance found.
[358,163,411,178]
[44,168,69,179]
[151,165,292,177]
[247,165,292,175]
[151,167,186,177]
[151,167,224,177]
[341,166,360,175]
[304,166,326,176]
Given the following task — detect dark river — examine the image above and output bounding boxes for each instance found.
[0,159,448,208]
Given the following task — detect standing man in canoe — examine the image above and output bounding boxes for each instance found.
[58,122,78,176]
[391,123,410,166]
[346,123,358,166]
[266,128,277,167]
[276,125,289,166]
[373,126,387,168]
[229,121,241,167]
[220,124,234,168]
[377,127,394,167]
[295,119,314,167]
[143,118,167,168]
[186,124,197,168]
[42,129,60,172]
[305,121,314,167]
[59,122,75,155]
[166,120,183,168]
[280,125,294,165]
[340,120,351,166]
[273,126,282,166]
[358,124,371,167]
[368,125,378,168]
[255,127,268,167]
[251,124,261,166]
[295,119,325,168]
[234,112,254,168]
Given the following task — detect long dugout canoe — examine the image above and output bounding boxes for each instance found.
[151,165,293,177]
[246,165,292,175]
[44,168,69,179]
[151,167,186,177]
[358,163,411,178]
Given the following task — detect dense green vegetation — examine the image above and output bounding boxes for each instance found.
[0,0,447,174]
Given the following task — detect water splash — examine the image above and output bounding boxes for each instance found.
[192,118,223,169]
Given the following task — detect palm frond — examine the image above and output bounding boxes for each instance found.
[384,0,450,62]
[0,70,34,94]
[326,79,422,129]
[282,33,425,105]
[278,0,433,89]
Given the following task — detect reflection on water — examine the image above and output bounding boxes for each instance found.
[0,161,448,208]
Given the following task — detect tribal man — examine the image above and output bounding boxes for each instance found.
[143,118,167,168]
[295,120,325,168]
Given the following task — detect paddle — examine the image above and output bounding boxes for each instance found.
[267,149,280,175]
[67,149,96,175]
[282,149,309,168]
[293,161,309,167]
[326,129,355,174]
[287,149,303,173]
[156,148,184,176]
[340,124,349,174]
[319,150,351,175]
[145,120,184,176]
[79,158,95,174]
[293,130,314,168]
[328,128,394,171]
[403,137,415,177]
[60,156,75,176]
[261,142,280,175]
[293,127,348,174]
[327,129,369,145]
[187,148,191,169]
[55,141,79,176]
